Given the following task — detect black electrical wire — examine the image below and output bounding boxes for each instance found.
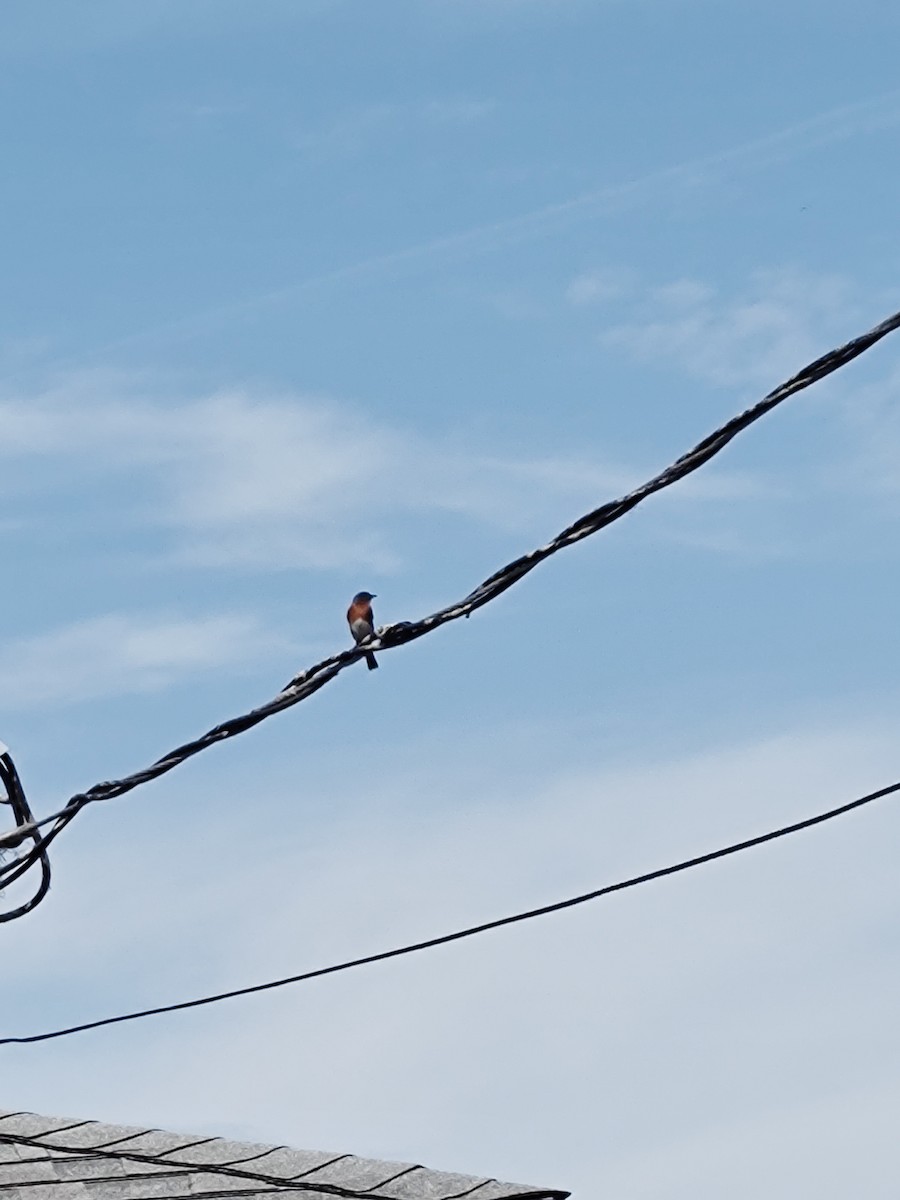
[0,750,50,922]
[2,306,900,904]
[2,773,895,1046]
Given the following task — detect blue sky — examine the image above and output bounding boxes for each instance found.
[3,2,900,1196]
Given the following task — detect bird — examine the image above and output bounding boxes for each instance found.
[347,591,379,670]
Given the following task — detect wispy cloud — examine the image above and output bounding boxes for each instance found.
[293,96,494,158]
[0,612,281,708]
[599,268,861,391]
[565,269,634,307]
[0,375,759,572]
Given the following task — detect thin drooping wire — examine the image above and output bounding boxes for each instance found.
[0,750,50,922]
[3,306,900,893]
[3,773,896,1045]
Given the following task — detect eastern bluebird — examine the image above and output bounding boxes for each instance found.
[347,591,379,670]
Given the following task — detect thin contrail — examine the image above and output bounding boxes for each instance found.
[4,86,900,387]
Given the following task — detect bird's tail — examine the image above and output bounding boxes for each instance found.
[365,651,379,671]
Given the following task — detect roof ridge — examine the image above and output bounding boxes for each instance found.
[0,1111,570,1200]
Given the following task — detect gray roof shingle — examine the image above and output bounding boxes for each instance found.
[0,1111,569,1200]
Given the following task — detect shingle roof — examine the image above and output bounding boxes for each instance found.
[0,1110,570,1200]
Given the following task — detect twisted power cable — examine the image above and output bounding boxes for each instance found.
[2,306,900,903]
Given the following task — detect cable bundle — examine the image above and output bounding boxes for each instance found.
[0,744,50,922]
